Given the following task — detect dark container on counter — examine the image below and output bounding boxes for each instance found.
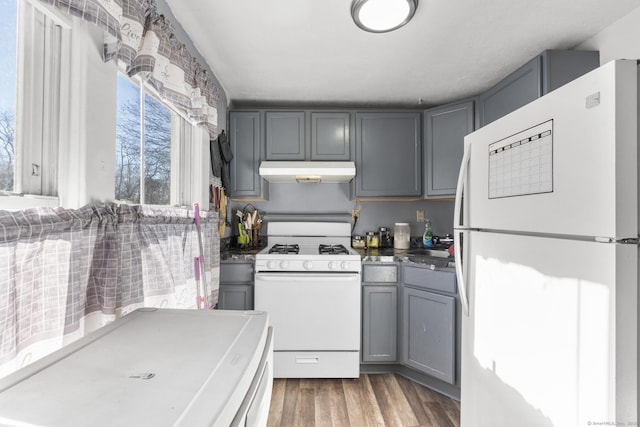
[378,227,392,248]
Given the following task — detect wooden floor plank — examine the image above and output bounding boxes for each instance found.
[268,374,460,427]
[382,374,420,427]
[293,388,316,427]
[439,395,461,427]
[267,377,286,427]
[314,383,334,427]
[358,375,387,427]
[342,377,377,427]
[279,379,300,427]
[328,379,350,426]
[369,374,408,427]
[394,374,434,426]
[423,401,456,427]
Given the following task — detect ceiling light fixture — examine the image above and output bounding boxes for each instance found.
[351,0,418,33]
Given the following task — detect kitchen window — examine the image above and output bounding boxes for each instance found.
[116,72,207,207]
[0,0,70,198]
[116,74,173,205]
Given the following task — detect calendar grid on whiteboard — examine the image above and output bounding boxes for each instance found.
[488,120,553,199]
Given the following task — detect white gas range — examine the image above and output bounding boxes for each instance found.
[254,222,362,378]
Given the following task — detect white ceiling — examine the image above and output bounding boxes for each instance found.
[165,0,640,107]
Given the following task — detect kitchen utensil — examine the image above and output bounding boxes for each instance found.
[237,223,249,245]
[219,188,227,236]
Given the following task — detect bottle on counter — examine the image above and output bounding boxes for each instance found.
[423,219,434,248]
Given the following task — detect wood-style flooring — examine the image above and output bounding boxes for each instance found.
[267,373,460,427]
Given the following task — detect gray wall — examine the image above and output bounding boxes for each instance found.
[229,183,454,239]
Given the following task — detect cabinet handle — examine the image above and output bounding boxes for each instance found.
[295,357,319,364]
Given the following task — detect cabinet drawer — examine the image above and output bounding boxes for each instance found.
[403,265,456,294]
[220,262,254,283]
[362,264,398,283]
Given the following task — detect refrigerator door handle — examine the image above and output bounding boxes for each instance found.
[454,229,469,316]
[454,143,471,229]
[454,143,471,316]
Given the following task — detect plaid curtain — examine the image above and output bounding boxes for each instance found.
[38,0,221,136]
[0,203,219,378]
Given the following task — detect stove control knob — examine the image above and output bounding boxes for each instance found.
[280,261,289,269]
[303,261,313,270]
[328,261,337,270]
[267,261,277,270]
[340,261,350,270]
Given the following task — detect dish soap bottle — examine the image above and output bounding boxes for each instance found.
[423,219,434,248]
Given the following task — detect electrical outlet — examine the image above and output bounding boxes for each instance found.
[416,209,424,222]
[352,209,360,220]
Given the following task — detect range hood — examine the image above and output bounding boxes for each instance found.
[259,161,356,184]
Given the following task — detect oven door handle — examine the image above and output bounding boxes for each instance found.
[254,273,361,282]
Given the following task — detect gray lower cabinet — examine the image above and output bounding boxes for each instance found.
[219,262,254,310]
[402,286,455,384]
[362,286,397,363]
[354,112,421,197]
[423,99,475,198]
[265,111,306,160]
[362,263,399,363]
[229,112,267,199]
[478,49,599,127]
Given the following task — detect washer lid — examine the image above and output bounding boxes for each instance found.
[0,309,269,427]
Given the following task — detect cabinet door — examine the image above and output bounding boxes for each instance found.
[402,287,455,384]
[310,112,351,160]
[355,112,421,197]
[478,56,541,127]
[265,111,306,160]
[218,284,254,310]
[229,112,265,198]
[424,100,474,198]
[362,285,397,363]
[541,50,599,94]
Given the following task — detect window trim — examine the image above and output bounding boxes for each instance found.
[4,0,72,201]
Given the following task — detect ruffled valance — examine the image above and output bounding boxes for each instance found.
[38,0,221,136]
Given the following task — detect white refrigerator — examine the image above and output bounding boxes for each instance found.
[454,59,638,426]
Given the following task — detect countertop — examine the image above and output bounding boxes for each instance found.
[220,246,266,262]
[220,245,455,271]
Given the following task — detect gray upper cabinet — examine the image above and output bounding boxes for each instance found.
[354,112,421,197]
[478,56,541,128]
[265,111,306,160]
[229,111,267,199]
[478,50,599,127]
[310,112,351,160]
[424,99,474,198]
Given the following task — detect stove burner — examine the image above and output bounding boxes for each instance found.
[268,244,300,254]
[319,244,349,255]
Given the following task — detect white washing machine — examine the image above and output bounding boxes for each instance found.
[0,308,273,427]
